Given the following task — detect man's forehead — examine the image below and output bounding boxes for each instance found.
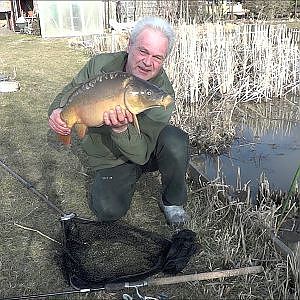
[136,27,167,41]
[134,28,168,53]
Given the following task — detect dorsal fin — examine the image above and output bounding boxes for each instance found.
[60,72,131,108]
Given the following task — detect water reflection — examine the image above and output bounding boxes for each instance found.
[198,119,300,197]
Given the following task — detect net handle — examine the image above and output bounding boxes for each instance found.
[105,265,264,290]
[0,158,68,217]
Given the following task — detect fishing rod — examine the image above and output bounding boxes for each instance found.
[0,158,75,220]
[2,287,104,300]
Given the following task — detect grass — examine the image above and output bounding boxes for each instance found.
[0,32,299,299]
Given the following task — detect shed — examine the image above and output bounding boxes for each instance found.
[0,1,11,29]
[37,1,111,38]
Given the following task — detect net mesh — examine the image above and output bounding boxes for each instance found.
[61,217,170,289]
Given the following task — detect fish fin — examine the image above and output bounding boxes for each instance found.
[74,123,88,139]
[122,77,132,89]
[58,134,72,145]
[133,114,141,136]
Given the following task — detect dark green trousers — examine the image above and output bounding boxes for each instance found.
[89,125,189,221]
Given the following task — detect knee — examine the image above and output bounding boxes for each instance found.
[89,193,129,221]
[98,206,127,221]
[158,126,189,159]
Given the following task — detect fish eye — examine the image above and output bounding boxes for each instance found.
[146,90,152,96]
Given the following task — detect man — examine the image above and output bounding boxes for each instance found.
[48,16,190,226]
[116,1,123,23]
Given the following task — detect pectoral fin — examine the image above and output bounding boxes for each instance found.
[74,123,88,139]
[58,134,72,145]
[133,114,141,136]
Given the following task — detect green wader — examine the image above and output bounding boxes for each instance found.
[89,125,189,221]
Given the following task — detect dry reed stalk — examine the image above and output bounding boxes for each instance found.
[14,223,61,245]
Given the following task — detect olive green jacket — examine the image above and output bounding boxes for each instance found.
[48,51,175,170]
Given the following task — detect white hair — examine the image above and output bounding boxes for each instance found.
[130,16,175,56]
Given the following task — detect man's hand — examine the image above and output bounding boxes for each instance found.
[103,106,133,133]
[48,108,71,135]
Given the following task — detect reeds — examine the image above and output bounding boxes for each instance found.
[236,98,300,138]
[186,178,299,299]
[164,22,300,148]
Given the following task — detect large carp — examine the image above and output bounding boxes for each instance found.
[58,71,173,145]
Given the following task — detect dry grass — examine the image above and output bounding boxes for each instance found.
[0,31,298,299]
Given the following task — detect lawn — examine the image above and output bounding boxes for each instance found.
[0,32,298,300]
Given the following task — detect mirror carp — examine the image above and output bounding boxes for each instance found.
[59,71,173,145]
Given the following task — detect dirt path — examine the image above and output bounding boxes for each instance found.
[0,26,16,36]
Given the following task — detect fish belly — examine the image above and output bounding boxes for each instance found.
[71,96,125,127]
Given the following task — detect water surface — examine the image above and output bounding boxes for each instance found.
[198,120,300,197]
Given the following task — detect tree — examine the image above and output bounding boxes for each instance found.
[244,0,294,19]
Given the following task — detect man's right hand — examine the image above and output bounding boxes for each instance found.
[48,108,71,135]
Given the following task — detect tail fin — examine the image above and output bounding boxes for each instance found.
[58,134,72,145]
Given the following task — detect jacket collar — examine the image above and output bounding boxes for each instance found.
[101,51,128,73]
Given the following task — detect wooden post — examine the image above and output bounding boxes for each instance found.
[5,12,11,30]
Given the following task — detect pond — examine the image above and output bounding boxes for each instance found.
[193,101,300,203]
[191,101,300,252]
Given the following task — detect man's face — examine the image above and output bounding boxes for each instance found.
[126,28,169,81]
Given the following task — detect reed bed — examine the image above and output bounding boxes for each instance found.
[235,97,300,138]
[165,22,300,149]
[184,178,299,299]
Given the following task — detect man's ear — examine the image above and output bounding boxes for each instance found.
[126,39,132,53]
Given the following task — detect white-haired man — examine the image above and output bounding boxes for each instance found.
[48,17,190,226]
